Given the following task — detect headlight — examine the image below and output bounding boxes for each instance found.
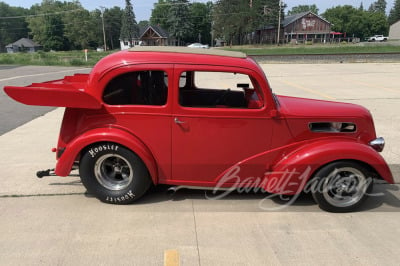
[369,137,385,152]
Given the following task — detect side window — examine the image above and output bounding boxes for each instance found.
[179,71,263,109]
[103,70,168,106]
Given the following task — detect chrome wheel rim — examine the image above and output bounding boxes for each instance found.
[94,154,133,191]
[322,167,368,208]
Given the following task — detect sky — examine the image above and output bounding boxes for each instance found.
[1,0,396,22]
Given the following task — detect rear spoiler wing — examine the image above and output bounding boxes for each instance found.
[4,74,101,109]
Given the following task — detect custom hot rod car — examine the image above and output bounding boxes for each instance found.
[4,47,393,212]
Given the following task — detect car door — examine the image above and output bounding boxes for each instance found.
[101,64,173,183]
[171,65,276,186]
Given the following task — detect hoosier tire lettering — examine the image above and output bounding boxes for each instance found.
[89,144,119,158]
[80,142,152,205]
[106,191,136,203]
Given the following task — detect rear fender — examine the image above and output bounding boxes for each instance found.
[264,139,394,195]
[55,127,158,184]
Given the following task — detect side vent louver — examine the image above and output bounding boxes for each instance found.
[309,122,356,133]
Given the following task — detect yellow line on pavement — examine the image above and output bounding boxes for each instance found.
[351,80,400,93]
[278,79,336,100]
[164,249,180,266]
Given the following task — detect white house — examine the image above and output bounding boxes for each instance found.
[389,20,400,40]
[120,25,169,50]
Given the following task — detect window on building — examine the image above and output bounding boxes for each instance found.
[103,71,168,106]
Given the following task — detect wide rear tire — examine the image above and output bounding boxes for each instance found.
[79,143,152,204]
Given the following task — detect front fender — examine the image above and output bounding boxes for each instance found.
[264,139,394,195]
[55,127,158,184]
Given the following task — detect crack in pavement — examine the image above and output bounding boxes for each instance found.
[0,192,86,199]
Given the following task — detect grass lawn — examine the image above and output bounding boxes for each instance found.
[0,43,399,67]
[223,43,400,55]
[0,50,113,67]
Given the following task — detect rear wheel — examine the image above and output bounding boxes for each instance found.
[79,143,152,204]
[311,161,373,212]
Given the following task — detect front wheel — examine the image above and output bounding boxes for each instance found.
[311,161,373,212]
[79,143,152,204]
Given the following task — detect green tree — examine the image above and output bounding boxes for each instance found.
[323,6,357,34]
[287,4,319,15]
[167,0,192,45]
[120,0,139,47]
[64,5,123,50]
[0,3,30,52]
[368,0,387,14]
[388,0,400,25]
[366,11,389,35]
[42,14,66,50]
[252,0,284,29]
[104,7,124,50]
[150,0,172,30]
[2,0,122,51]
[323,5,388,40]
[138,20,150,27]
[188,2,213,44]
[27,0,99,51]
[213,0,281,45]
[62,2,92,50]
[213,0,248,45]
[85,9,103,49]
[27,0,70,51]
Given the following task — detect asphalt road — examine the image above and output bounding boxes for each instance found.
[0,65,91,135]
[1,64,399,265]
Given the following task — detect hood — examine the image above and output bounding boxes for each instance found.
[277,95,371,119]
[275,95,376,143]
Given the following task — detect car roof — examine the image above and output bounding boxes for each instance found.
[88,47,260,90]
[128,46,246,58]
[86,47,267,100]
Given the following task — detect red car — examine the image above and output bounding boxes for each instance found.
[4,47,393,212]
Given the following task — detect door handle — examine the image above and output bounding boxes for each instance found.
[174,117,185,124]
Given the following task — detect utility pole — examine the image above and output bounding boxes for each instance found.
[100,6,107,51]
[277,1,282,46]
[211,20,214,47]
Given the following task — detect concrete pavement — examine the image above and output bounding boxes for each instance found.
[0,65,91,135]
[0,63,399,265]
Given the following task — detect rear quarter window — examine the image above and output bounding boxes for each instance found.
[103,70,168,106]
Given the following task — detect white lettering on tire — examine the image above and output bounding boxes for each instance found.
[89,144,119,158]
[105,190,135,203]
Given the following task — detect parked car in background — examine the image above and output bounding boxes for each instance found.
[3,47,393,212]
[368,35,389,42]
[187,43,209,49]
